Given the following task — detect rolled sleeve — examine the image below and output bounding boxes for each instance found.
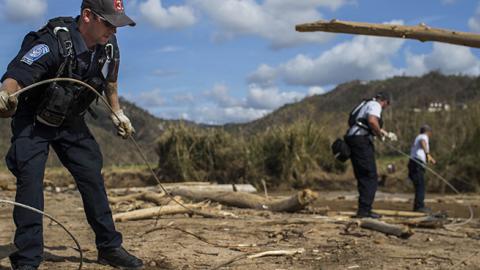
[366,102,382,118]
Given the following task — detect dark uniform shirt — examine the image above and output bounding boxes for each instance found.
[1,17,119,116]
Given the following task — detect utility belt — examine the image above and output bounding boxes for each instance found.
[35,76,105,127]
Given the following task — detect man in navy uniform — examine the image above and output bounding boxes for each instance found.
[0,0,142,269]
[345,93,397,218]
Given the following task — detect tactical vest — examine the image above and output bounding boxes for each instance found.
[20,17,119,127]
[348,99,383,136]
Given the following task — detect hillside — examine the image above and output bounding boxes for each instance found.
[0,97,196,167]
[227,72,480,134]
[153,72,480,191]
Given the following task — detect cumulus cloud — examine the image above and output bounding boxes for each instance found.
[181,83,306,124]
[406,43,480,76]
[205,84,242,108]
[137,88,166,107]
[191,106,269,124]
[248,64,278,87]
[173,93,195,104]
[469,3,480,32]
[250,22,405,87]
[246,85,304,110]
[308,86,327,96]
[139,0,196,29]
[1,0,47,22]
[189,0,353,48]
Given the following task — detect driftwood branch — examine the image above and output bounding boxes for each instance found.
[113,204,196,221]
[296,19,480,49]
[212,248,305,270]
[170,188,318,212]
[359,219,414,239]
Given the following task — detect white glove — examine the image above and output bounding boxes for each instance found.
[110,110,135,139]
[0,90,17,114]
[385,131,398,142]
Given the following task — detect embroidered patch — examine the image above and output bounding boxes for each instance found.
[21,44,50,65]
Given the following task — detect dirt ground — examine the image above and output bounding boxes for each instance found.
[1,188,479,270]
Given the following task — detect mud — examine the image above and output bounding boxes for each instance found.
[0,189,479,270]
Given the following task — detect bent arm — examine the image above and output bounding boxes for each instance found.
[104,81,121,112]
[367,115,383,137]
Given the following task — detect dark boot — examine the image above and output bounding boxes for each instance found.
[98,247,143,270]
[353,211,382,219]
[12,265,38,270]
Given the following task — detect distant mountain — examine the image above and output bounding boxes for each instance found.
[0,97,196,167]
[1,72,479,167]
[226,72,480,134]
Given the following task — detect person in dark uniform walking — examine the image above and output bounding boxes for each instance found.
[0,1,143,269]
[409,125,436,213]
[345,93,397,218]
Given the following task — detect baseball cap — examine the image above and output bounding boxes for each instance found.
[374,92,391,104]
[82,0,136,27]
[420,124,432,133]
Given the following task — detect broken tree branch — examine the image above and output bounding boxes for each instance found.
[212,248,305,270]
[359,219,414,239]
[170,188,318,212]
[296,19,480,49]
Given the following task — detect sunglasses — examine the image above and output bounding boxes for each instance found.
[91,10,116,29]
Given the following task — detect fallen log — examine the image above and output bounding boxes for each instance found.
[113,204,199,222]
[373,209,427,218]
[113,203,235,221]
[359,219,414,239]
[109,183,257,196]
[170,188,318,212]
[296,19,480,49]
[212,248,305,270]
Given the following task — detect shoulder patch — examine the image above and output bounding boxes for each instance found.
[21,44,50,65]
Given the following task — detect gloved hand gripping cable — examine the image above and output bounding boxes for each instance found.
[2,77,220,270]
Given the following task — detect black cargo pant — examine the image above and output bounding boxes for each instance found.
[408,159,426,210]
[345,135,378,214]
[6,115,122,268]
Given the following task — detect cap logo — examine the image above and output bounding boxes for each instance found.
[114,0,124,12]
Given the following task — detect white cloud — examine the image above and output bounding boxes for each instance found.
[167,83,307,124]
[248,64,277,87]
[189,0,353,48]
[469,3,480,32]
[137,88,166,107]
[156,46,184,53]
[406,43,480,76]
[1,0,47,22]
[250,22,405,87]
[139,0,196,29]
[308,86,327,96]
[191,106,269,124]
[173,93,195,104]
[246,84,304,110]
[206,84,242,108]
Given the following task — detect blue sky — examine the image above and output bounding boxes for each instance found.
[1,0,480,124]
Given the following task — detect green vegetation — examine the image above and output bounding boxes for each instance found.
[1,72,480,192]
[155,121,346,188]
